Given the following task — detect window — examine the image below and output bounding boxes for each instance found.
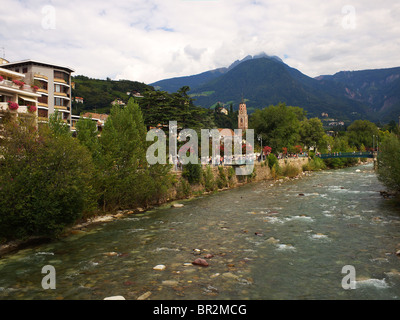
[22,67,28,73]
[38,96,48,104]
[54,97,68,107]
[54,71,69,84]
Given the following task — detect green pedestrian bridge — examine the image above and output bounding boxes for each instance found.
[316,152,375,159]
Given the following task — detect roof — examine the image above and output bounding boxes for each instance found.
[0,67,26,78]
[2,59,75,73]
[217,128,235,136]
[81,112,109,121]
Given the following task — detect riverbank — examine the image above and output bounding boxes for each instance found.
[2,160,399,300]
[0,157,371,257]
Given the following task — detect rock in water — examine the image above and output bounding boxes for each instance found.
[172,203,184,208]
[192,258,209,267]
[137,291,152,300]
[153,264,166,271]
[104,295,125,300]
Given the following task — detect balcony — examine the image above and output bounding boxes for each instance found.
[0,79,40,94]
[54,91,69,98]
[0,102,34,115]
[38,103,48,109]
[34,74,48,81]
[54,78,69,85]
[37,88,48,94]
[38,116,49,122]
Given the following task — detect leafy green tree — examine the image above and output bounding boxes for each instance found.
[182,163,202,184]
[0,115,95,241]
[299,117,327,151]
[98,98,172,210]
[76,116,100,158]
[377,133,400,192]
[48,110,70,137]
[250,103,305,153]
[346,120,379,150]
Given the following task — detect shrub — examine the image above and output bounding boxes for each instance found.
[176,177,192,199]
[267,153,279,170]
[303,157,326,171]
[182,163,202,184]
[202,165,216,192]
[227,167,236,186]
[377,134,400,192]
[281,163,301,178]
[216,166,228,189]
[0,122,96,240]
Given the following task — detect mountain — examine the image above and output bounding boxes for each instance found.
[316,67,400,122]
[150,53,283,93]
[189,57,369,121]
[150,67,227,93]
[71,75,154,115]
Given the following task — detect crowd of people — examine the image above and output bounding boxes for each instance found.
[170,152,308,171]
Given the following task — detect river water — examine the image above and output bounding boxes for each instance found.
[1,163,400,300]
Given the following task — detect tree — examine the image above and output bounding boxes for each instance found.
[48,109,70,137]
[98,98,172,210]
[299,117,327,151]
[250,103,305,153]
[0,115,95,241]
[377,133,400,192]
[346,120,379,150]
[76,116,100,158]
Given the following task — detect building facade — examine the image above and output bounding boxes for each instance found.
[0,67,40,122]
[1,60,74,127]
[238,99,248,131]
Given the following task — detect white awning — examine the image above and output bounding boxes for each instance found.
[20,96,37,103]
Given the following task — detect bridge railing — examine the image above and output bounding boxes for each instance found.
[316,152,374,159]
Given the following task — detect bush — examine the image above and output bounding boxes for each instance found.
[216,166,228,189]
[281,163,301,178]
[202,165,216,192]
[303,157,326,171]
[267,153,279,170]
[227,167,236,186]
[182,163,202,184]
[176,177,192,198]
[377,134,400,192]
[270,163,281,180]
[0,122,96,240]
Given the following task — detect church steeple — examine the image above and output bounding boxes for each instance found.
[238,98,248,131]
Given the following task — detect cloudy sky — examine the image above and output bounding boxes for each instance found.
[1,0,399,84]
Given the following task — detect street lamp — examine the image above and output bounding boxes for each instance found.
[257,134,263,161]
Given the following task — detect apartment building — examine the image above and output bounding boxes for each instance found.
[1,59,74,127]
[0,67,40,122]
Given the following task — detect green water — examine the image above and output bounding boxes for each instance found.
[1,163,400,300]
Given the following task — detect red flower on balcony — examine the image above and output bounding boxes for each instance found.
[32,85,39,92]
[0,75,4,82]
[8,101,19,110]
[12,80,25,88]
[28,105,37,113]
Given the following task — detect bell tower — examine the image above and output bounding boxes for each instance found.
[238,98,248,131]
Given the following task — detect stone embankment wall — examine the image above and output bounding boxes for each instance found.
[173,157,310,191]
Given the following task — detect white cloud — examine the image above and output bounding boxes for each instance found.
[0,0,399,84]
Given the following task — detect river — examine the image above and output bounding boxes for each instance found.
[1,163,400,300]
